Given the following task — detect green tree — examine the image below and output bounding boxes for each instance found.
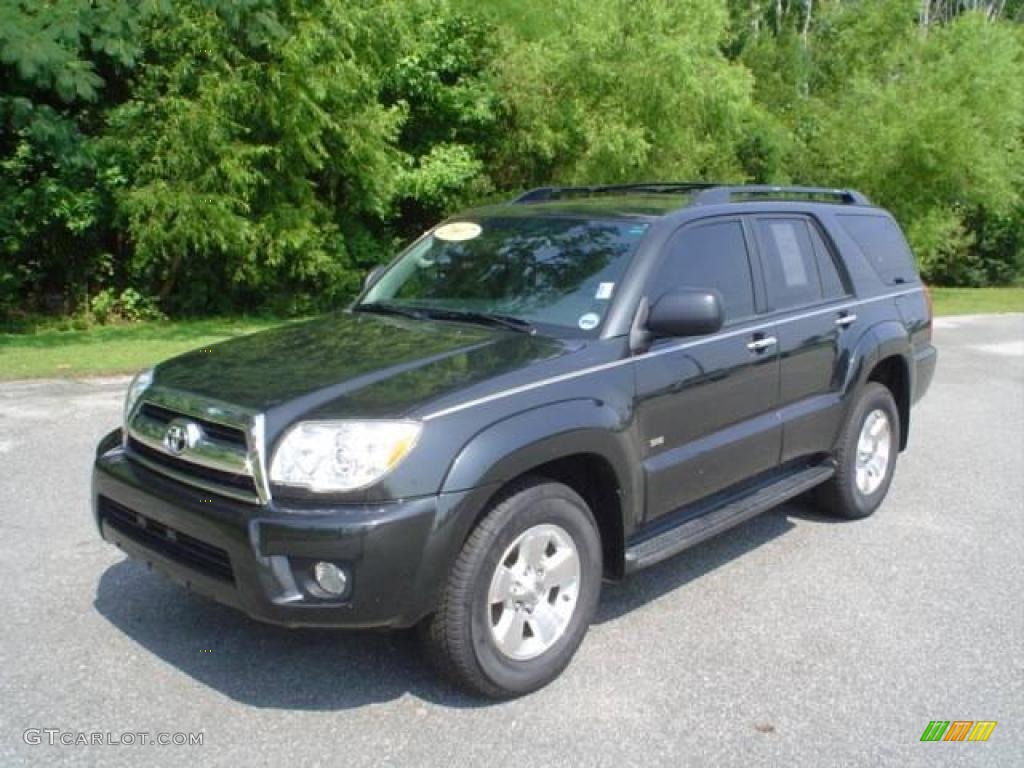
[382,4,503,236]
[3,0,1023,324]
[0,0,154,314]
[495,0,758,186]
[733,0,1024,283]
[108,0,408,315]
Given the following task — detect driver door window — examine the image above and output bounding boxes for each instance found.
[652,219,757,324]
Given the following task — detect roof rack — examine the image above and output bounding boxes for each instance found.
[692,185,871,206]
[512,182,716,203]
[511,182,871,206]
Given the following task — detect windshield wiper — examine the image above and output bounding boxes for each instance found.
[418,308,536,335]
[356,302,536,334]
[354,302,427,320]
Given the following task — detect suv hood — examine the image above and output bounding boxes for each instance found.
[152,311,572,422]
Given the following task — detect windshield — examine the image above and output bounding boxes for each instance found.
[359,217,649,336]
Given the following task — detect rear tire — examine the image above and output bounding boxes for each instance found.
[423,478,602,698]
[816,382,900,519]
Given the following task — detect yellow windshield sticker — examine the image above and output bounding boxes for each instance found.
[434,222,482,242]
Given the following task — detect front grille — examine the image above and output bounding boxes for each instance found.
[126,392,263,504]
[127,437,255,492]
[139,402,247,448]
[99,496,234,582]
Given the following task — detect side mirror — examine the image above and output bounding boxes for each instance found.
[364,265,387,290]
[647,288,724,338]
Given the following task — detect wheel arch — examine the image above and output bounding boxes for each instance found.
[440,399,641,580]
[842,321,914,451]
[866,355,910,451]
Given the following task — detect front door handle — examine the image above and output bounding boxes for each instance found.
[746,336,777,353]
[835,312,857,328]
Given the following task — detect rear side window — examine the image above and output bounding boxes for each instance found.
[754,218,823,310]
[836,214,917,285]
[654,220,755,322]
[807,223,849,300]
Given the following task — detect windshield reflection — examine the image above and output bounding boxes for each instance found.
[361,217,648,335]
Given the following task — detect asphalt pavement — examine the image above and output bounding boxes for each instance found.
[1,314,1021,767]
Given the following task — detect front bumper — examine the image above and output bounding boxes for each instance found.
[92,430,483,629]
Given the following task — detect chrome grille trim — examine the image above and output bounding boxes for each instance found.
[130,409,251,476]
[250,413,272,506]
[125,386,270,505]
[137,387,258,430]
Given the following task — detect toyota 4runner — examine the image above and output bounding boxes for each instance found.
[93,182,937,697]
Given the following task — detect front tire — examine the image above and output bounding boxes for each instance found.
[423,479,602,698]
[817,382,901,519]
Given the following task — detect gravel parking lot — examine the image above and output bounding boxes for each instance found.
[1,314,1021,767]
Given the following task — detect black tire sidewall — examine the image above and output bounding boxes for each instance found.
[466,485,602,696]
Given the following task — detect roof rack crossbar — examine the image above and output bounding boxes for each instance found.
[692,185,870,206]
[511,182,871,207]
[512,182,716,203]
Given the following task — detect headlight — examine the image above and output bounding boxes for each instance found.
[123,367,153,427]
[269,421,421,493]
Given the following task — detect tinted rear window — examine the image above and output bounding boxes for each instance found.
[755,218,824,310]
[836,214,918,285]
[807,222,850,299]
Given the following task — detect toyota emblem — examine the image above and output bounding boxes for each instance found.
[163,419,202,456]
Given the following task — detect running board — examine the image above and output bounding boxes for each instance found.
[624,464,835,573]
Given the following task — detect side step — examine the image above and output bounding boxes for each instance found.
[624,464,834,573]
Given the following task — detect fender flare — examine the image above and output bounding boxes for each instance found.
[395,399,641,618]
[441,398,640,513]
[440,397,642,571]
[840,320,914,448]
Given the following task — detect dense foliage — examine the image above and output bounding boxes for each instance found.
[2,0,1022,320]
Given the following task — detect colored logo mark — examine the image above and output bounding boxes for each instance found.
[920,721,997,742]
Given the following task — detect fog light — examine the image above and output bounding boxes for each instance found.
[313,561,348,596]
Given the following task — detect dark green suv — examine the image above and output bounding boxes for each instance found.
[93,183,936,697]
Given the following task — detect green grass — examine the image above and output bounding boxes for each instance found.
[0,317,290,381]
[929,286,1024,316]
[1,286,1022,381]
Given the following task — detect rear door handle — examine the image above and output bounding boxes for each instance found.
[746,336,777,352]
[835,313,857,328]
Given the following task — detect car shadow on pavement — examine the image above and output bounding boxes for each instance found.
[595,501,803,624]
[93,500,811,710]
[94,561,478,710]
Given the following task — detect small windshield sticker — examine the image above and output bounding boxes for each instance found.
[434,221,482,242]
[595,282,615,300]
[578,312,600,331]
